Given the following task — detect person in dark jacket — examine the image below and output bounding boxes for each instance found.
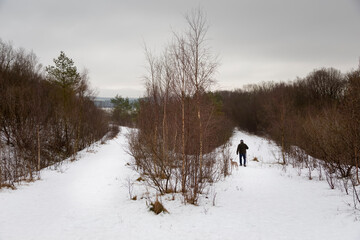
[236,140,249,167]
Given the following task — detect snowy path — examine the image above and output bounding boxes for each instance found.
[0,128,359,240]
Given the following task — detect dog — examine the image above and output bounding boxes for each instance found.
[231,160,239,170]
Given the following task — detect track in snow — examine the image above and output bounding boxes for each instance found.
[0,127,359,240]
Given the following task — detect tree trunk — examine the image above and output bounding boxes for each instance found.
[280,107,286,165]
[62,87,70,155]
[181,92,186,193]
[72,124,80,161]
[356,147,360,184]
[162,94,168,192]
[194,91,203,201]
[281,131,286,164]
[37,126,41,171]
[162,95,167,165]
[0,148,2,188]
[197,99,203,179]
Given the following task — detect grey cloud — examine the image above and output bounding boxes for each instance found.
[0,0,359,97]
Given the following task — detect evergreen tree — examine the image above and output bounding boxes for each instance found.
[45,51,82,155]
[45,51,81,90]
[111,95,134,126]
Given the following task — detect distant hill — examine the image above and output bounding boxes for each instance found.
[93,97,138,108]
[93,97,114,108]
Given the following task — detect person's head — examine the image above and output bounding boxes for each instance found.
[240,140,244,143]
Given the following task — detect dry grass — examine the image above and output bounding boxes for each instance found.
[164,188,176,194]
[0,183,16,190]
[136,176,145,182]
[149,199,168,215]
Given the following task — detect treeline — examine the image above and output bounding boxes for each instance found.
[128,9,233,204]
[110,95,139,127]
[220,67,360,205]
[0,40,108,188]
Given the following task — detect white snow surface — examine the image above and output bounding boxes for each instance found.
[0,127,359,240]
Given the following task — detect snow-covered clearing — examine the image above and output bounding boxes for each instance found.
[0,127,359,240]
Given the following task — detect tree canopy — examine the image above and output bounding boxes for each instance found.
[45,51,81,90]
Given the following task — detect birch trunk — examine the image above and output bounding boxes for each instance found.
[181,92,186,193]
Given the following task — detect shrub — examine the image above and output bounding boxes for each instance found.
[136,176,145,182]
[149,199,168,215]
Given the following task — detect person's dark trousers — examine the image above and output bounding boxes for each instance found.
[239,154,246,166]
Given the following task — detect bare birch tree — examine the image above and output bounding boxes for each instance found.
[183,8,218,201]
[128,8,223,204]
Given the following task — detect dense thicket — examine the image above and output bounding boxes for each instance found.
[219,67,360,206]
[128,9,233,204]
[0,40,108,188]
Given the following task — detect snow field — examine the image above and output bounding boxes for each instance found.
[0,127,359,240]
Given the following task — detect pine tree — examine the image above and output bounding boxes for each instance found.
[45,51,81,91]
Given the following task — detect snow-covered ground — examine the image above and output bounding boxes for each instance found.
[0,128,359,240]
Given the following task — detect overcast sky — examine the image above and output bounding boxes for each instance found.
[1,0,360,98]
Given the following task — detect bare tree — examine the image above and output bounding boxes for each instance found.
[343,70,360,185]
[182,8,218,201]
[0,40,108,187]
[168,36,191,193]
[128,9,229,204]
